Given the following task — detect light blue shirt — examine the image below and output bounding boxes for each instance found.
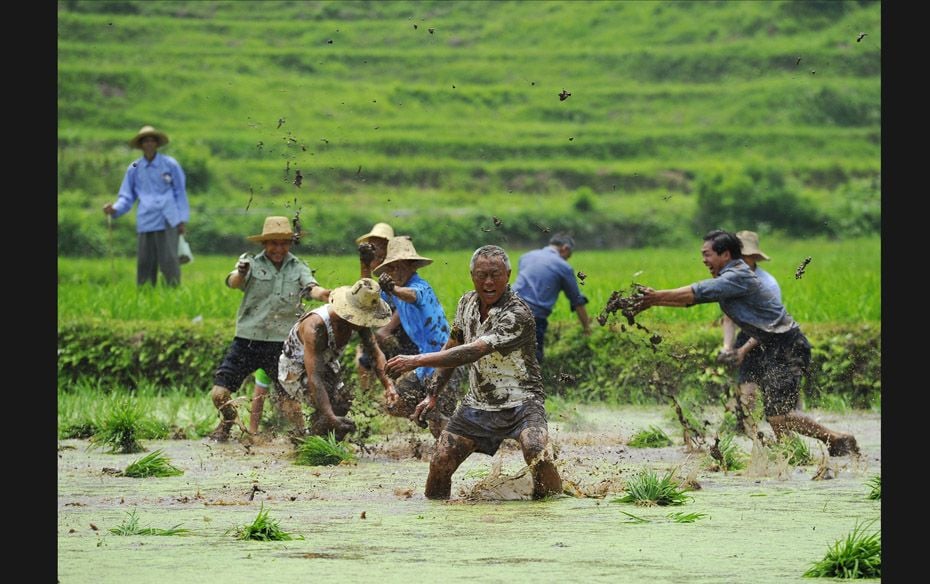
[111,152,189,233]
[382,273,451,382]
[512,246,588,319]
[755,265,782,303]
[692,259,798,344]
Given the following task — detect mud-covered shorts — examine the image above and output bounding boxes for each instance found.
[759,328,811,417]
[213,337,283,393]
[445,399,548,456]
[735,331,765,384]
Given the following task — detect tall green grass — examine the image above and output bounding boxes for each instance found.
[58,235,879,327]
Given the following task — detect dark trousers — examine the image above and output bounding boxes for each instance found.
[533,317,548,363]
[137,223,180,287]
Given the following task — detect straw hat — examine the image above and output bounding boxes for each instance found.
[129,125,170,149]
[736,230,770,261]
[330,278,392,327]
[246,216,307,242]
[355,222,395,244]
[372,236,433,276]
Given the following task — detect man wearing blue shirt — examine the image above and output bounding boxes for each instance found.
[103,125,189,287]
[632,229,859,457]
[512,233,591,363]
[718,230,785,434]
[373,236,463,437]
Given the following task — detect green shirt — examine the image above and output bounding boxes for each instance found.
[231,252,317,342]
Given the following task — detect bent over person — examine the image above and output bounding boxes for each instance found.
[386,245,562,500]
[278,278,397,441]
[631,229,859,457]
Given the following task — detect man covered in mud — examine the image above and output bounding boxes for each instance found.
[277,278,396,441]
[630,229,859,457]
[372,235,464,438]
[385,245,563,500]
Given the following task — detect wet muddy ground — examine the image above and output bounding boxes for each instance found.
[58,404,880,583]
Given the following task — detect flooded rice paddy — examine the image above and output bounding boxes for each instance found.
[58,404,880,583]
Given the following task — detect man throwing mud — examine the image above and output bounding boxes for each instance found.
[385,245,563,499]
[630,229,859,457]
[277,278,396,441]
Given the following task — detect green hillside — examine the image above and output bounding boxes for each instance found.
[57,0,881,256]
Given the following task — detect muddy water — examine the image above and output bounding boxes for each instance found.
[58,405,880,583]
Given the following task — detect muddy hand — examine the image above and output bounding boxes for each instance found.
[378,272,396,294]
[384,386,400,407]
[358,242,376,265]
[411,394,436,426]
[385,354,416,378]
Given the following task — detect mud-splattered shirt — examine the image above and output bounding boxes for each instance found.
[692,259,798,345]
[231,252,317,342]
[277,305,344,403]
[383,272,451,382]
[453,286,544,410]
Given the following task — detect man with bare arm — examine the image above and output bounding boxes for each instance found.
[386,245,562,500]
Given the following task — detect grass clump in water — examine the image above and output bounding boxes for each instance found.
[803,520,880,578]
[232,503,302,541]
[613,468,690,507]
[88,396,151,454]
[772,433,813,466]
[866,475,881,500]
[667,511,708,523]
[109,509,189,536]
[294,431,356,466]
[123,449,184,478]
[708,434,748,471]
[628,425,672,448]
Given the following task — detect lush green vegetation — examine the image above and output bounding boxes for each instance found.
[58,0,880,256]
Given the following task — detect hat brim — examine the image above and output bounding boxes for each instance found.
[129,132,169,149]
[743,249,770,261]
[246,231,308,242]
[372,257,433,276]
[330,286,392,327]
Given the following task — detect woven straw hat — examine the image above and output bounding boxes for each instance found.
[355,222,395,244]
[129,125,170,149]
[372,236,433,276]
[330,278,392,327]
[246,216,307,242]
[736,230,770,261]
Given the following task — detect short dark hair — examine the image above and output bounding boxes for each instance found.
[549,232,575,249]
[703,229,742,258]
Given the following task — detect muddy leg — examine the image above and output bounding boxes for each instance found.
[518,426,562,499]
[737,382,759,436]
[425,432,475,499]
[249,385,269,434]
[209,385,238,441]
[768,412,858,456]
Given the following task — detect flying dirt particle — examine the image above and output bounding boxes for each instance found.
[577,271,586,285]
[559,89,571,101]
[856,32,867,42]
[293,170,303,188]
[795,256,812,279]
[493,216,503,228]
[360,511,367,519]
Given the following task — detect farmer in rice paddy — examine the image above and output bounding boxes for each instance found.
[630,229,859,457]
[386,245,563,500]
[353,222,417,391]
[277,278,396,441]
[208,216,331,443]
[372,236,465,438]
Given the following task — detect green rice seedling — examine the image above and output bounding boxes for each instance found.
[866,475,881,500]
[620,511,650,524]
[772,433,813,466]
[628,425,673,448]
[232,503,302,541]
[613,468,690,507]
[122,449,184,478]
[667,511,708,523]
[294,432,356,466]
[803,519,881,578]
[88,396,151,454]
[109,509,189,536]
